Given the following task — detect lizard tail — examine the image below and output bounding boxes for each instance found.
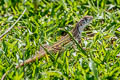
[1,52,46,80]
[16,52,46,69]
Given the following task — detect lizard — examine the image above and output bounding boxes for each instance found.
[15,16,93,68]
[1,16,93,80]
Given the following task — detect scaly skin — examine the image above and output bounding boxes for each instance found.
[15,35,71,68]
[15,16,93,68]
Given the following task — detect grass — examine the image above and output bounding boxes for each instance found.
[0,0,120,80]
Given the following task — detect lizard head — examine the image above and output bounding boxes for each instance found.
[72,16,93,43]
[78,16,93,32]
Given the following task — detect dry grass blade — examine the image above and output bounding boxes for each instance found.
[0,8,26,39]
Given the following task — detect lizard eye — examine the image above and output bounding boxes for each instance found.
[81,20,86,24]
